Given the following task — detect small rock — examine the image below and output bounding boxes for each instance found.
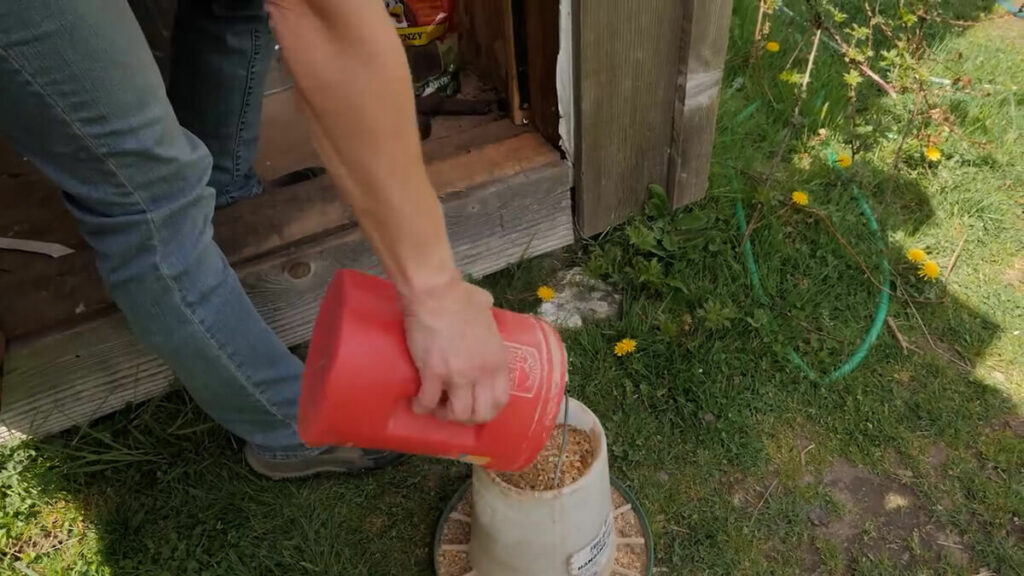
[701,412,717,425]
[807,506,829,527]
[537,268,621,329]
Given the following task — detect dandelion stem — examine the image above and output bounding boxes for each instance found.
[886,317,920,354]
[800,28,822,96]
[752,0,768,61]
[739,203,764,249]
[945,232,969,281]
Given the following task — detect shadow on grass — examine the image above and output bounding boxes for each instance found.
[3,392,470,575]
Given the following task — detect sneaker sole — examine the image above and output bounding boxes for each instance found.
[245,450,408,481]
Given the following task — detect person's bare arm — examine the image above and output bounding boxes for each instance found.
[266,0,508,424]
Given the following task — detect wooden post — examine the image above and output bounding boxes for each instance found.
[0,330,5,413]
[574,0,686,236]
[669,0,734,207]
[505,0,529,125]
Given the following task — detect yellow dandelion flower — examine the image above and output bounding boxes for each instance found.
[918,261,941,281]
[765,41,781,53]
[536,285,556,302]
[906,248,928,263]
[791,190,809,206]
[614,338,637,357]
[924,147,942,162]
[836,155,853,168]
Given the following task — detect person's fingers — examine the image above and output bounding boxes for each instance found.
[471,378,497,424]
[492,364,511,413]
[440,383,474,423]
[412,370,443,415]
[467,284,495,308]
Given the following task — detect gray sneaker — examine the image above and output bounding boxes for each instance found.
[244,444,407,480]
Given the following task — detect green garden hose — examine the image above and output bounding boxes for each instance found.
[733,153,891,382]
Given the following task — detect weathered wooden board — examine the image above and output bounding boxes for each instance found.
[0,117,546,340]
[0,143,106,339]
[670,0,734,206]
[0,161,573,443]
[238,162,573,348]
[219,123,548,265]
[574,0,686,236]
[0,85,319,343]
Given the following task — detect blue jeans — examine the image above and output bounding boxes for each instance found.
[0,0,317,459]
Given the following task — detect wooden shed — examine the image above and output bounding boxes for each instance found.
[0,0,733,442]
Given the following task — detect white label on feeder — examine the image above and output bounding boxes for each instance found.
[569,513,614,576]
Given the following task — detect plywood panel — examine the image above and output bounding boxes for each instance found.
[574,0,686,236]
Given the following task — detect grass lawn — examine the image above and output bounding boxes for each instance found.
[2,3,1021,575]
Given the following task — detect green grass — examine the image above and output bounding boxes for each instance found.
[2,5,1022,576]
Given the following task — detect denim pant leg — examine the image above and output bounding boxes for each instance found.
[169,0,273,207]
[0,0,314,459]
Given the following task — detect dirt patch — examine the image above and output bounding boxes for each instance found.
[928,443,949,469]
[988,15,1024,47]
[365,514,389,537]
[496,425,594,491]
[995,415,1024,438]
[808,459,969,570]
[729,474,778,510]
[1004,259,1024,293]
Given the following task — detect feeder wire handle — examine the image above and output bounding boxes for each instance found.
[552,392,570,489]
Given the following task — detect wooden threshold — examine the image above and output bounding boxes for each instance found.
[0,124,573,443]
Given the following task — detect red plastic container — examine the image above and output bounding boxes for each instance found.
[298,270,568,472]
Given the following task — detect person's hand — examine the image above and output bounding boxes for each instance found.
[403,278,510,424]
